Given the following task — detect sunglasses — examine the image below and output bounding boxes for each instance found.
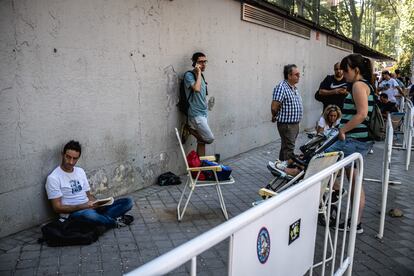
[197,60,208,64]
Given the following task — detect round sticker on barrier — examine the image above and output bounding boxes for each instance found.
[256,227,270,264]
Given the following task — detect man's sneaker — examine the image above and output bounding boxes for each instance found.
[266,164,294,181]
[275,160,288,170]
[180,123,190,144]
[268,160,288,171]
[116,214,134,228]
[336,219,364,234]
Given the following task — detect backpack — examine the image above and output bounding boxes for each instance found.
[368,103,385,141]
[177,71,208,117]
[38,217,106,247]
[177,71,195,117]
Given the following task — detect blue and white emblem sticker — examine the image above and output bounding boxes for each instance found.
[257,227,270,264]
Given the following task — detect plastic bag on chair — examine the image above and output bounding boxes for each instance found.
[201,160,232,181]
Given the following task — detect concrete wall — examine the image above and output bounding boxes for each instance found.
[0,0,350,237]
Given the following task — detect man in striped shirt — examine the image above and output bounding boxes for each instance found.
[270,64,303,162]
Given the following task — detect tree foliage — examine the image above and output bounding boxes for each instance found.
[397,0,414,76]
[397,52,412,76]
[265,0,414,69]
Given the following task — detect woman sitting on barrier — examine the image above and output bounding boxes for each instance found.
[325,54,375,234]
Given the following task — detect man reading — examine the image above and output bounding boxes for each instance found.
[45,140,134,228]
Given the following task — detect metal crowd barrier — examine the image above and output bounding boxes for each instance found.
[126,153,364,276]
[404,100,413,170]
[377,115,394,239]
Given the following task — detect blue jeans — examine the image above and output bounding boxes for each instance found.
[326,138,374,168]
[69,197,133,228]
[325,138,374,158]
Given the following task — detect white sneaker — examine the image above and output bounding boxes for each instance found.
[268,160,288,170]
[268,161,277,170]
[275,160,288,170]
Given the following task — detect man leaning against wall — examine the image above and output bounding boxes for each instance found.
[181,52,214,156]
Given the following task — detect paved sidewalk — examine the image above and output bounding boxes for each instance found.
[1,133,413,275]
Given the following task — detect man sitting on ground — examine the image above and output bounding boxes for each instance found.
[45,140,134,228]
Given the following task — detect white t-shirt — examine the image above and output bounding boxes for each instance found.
[45,166,90,206]
[318,117,340,131]
[379,78,400,103]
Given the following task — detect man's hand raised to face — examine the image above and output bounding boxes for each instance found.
[194,64,201,75]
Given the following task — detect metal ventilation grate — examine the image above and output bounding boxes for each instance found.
[327,36,353,52]
[242,3,311,40]
[285,20,311,38]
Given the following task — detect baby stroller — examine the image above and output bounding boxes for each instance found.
[263,128,340,195]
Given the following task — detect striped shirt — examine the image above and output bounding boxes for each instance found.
[340,80,375,142]
[272,80,303,123]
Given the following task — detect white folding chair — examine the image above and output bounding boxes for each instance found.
[174,128,235,221]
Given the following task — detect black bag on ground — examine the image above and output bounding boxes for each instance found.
[39,217,106,247]
[158,172,182,186]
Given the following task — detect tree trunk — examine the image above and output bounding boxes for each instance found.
[371,3,377,48]
[352,20,361,41]
[312,0,320,24]
[344,0,365,42]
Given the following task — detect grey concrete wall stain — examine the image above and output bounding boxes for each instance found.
[48,10,61,39]
[88,162,140,197]
[137,1,161,25]
[208,96,215,111]
[164,65,178,113]
[88,168,109,194]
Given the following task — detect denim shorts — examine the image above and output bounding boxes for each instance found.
[189,115,215,144]
[325,138,374,158]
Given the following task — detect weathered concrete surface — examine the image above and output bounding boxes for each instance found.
[0,0,350,237]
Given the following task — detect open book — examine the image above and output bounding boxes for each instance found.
[92,197,114,207]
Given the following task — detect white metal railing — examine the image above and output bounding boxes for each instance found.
[393,98,413,152]
[376,115,394,239]
[126,153,364,276]
[404,100,413,170]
